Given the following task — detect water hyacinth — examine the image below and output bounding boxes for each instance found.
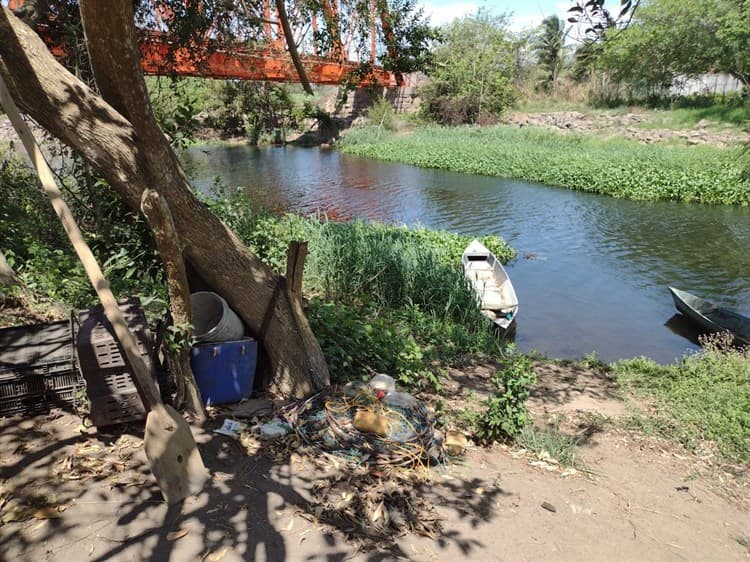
[340,125,750,206]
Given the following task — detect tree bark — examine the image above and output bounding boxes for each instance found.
[0,6,329,398]
[0,249,20,288]
[140,189,206,421]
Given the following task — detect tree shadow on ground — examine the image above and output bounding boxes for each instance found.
[0,409,511,561]
[530,362,622,408]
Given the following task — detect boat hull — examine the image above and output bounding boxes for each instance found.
[669,287,750,346]
[462,240,518,334]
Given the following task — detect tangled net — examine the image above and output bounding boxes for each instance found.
[280,386,441,467]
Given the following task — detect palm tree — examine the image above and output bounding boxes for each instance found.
[534,15,567,96]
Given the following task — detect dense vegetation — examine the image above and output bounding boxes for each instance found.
[340,125,750,205]
[593,0,749,101]
[1,145,514,393]
[208,186,514,389]
[418,11,517,125]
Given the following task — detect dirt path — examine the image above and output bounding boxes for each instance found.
[1,365,748,561]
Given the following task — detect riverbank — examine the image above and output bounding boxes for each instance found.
[0,360,748,561]
[2,148,748,558]
[339,123,750,205]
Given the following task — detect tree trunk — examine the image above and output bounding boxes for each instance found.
[140,189,206,421]
[0,6,329,398]
[0,249,20,288]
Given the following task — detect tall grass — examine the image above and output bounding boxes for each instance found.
[339,125,750,205]
[208,189,515,387]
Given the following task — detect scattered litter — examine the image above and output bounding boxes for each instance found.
[259,418,291,439]
[213,419,247,438]
[281,384,440,467]
[444,430,468,456]
[218,399,274,419]
[541,501,557,513]
[202,547,228,562]
[368,373,395,395]
[166,528,189,541]
[353,410,388,436]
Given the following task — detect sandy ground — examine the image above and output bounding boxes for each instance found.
[1,363,748,562]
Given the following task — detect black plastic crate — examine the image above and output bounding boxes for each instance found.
[0,320,73,373]
[0,369,82,416]
[75,298,154,374]
[0,321,82,417]
[73,298,158,427]
[85,370,141,398]
[88,390,147,427]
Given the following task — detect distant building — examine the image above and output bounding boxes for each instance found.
[670,73,743,96]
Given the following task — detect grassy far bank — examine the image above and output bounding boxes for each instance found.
[339,124,750,206]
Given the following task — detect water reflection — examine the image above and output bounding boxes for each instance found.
[664,314,702,346]
[184,144,750,364]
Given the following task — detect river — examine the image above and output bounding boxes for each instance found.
[184,144,750,364]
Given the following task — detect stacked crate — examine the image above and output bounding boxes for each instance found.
[74,298,157,426]
[0,320,82,416]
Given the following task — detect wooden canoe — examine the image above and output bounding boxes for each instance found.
[462,239,519,333]
[668,287,750,346]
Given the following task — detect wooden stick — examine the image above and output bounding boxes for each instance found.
[285,241,308,295]
[0,73,161,410]
[140,189,205,420]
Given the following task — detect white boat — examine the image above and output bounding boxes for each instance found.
[462,239,518,333]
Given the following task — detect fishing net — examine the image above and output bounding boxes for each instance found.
[280,386,441,467]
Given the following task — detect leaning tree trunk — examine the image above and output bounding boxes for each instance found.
[0,249,20,289]
[0,6,329,398]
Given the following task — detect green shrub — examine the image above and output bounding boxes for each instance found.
[1,146,165,309]
[366,98,396,133]
[474,351,536,442]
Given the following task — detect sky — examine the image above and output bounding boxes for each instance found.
[419,0,573,30]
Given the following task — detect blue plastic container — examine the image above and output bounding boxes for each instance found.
[189,338,257,405]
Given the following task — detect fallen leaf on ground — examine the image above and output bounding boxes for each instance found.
[33,507,61,520]
[166,528,189,541]
[541,501,557,513]
[204,547,228,561]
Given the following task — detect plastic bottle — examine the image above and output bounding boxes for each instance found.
[369,373,395,399]
[383,391,418,410]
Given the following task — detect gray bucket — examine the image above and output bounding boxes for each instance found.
[190,291,245,343]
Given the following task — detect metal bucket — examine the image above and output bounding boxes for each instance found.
[190,291,244,343]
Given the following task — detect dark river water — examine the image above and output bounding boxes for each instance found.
[184,144,750,364]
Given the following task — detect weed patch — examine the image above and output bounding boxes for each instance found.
[208,188,515,390]
[517,422,579,468]
[613,337,750,463]
[471,352,536,443]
